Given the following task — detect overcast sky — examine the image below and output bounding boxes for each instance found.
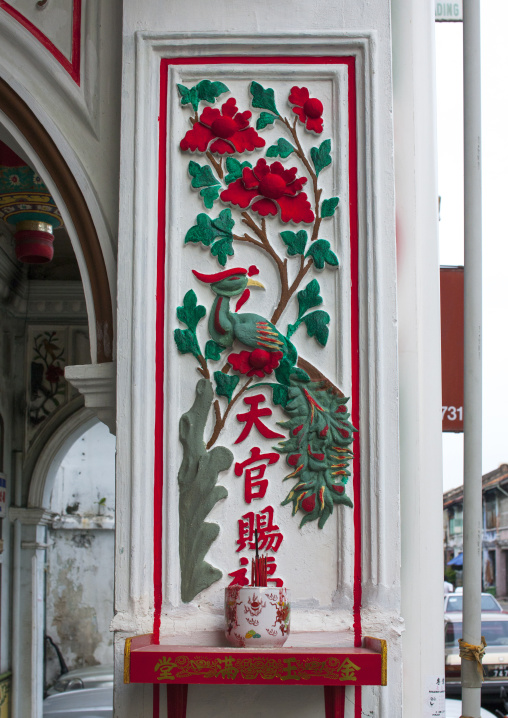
[437,6,508,492]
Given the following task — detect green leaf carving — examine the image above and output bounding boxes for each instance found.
[214,371,240,403]
[200,186,220,209]
[185,210,235,265]
[275,359,310,387]
[250,81,279,115]
[272,383,290,408]
[177,84,200,112]
[280,230,308,257]
[213,208,235,236]
[196,80,229,104]
[185,214,216,246]
[266,138,295,158]
[302,310,330,346]
[305,239,339,270]
[188,161,220,189]
[178,379,233,601]
[256,112,278,130]
[225,157,252,185]
[176,290,206,331]
[310,139,332,177]
[205,340,224,361]
[274,359,293,387]
[177,81,229,112]
[174,328,201,358]
[210,235,234,266]
[321,197,340,218]
[296,279,323,319]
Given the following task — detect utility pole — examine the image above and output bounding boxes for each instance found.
[461,0,483,714]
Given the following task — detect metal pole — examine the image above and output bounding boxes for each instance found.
[462,0,483,714]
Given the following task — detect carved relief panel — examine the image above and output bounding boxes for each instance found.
[157,57,361,633]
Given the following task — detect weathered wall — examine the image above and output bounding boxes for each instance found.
[45,422,115,687]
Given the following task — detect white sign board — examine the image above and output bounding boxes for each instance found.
[424,675,446,717]
[435,1,463,21]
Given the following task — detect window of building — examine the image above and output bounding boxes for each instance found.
[485,493,497,530]
[449,507,463,534]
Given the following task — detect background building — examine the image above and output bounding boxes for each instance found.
[444,464,508,598]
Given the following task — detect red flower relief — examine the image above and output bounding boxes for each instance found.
[228,349,283,378]
[220,159,315,224]
[45,364,64,383]
[180,98,265,155]
[288,86,324,134]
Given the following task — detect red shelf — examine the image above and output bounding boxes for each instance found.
[125,633,387,687]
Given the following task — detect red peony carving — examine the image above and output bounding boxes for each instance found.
[288,86,324,134]
[180,98,265,155]
[220,159,315,224]
[228,349,283,378]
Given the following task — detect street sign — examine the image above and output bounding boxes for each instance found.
[440,267,464,432]
[435,1,463,21]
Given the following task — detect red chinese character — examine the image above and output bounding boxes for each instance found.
[235,394,284,444]
[227,556,283,587]
[235,446,280,503]
[236,506,283,553]
[227,556,250,587]
[265,556,283,587]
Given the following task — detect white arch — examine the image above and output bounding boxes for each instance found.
[28,406,97,510]
[0,109,115,363]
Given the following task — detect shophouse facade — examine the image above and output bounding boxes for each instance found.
[444,464,508,598]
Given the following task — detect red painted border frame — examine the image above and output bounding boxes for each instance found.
[0,0,81,85]
[155,56,361,713]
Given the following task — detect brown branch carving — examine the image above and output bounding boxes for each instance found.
[282,116,323,241]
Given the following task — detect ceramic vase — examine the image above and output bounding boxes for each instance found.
[224,586,291,648]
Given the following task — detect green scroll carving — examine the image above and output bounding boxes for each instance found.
[178,378,233,602]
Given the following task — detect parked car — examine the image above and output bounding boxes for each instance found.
[445,612,508,708]
[47,663,114,696]
[444,592,505,614]
[446,698,500,717]
[43,685,113,717]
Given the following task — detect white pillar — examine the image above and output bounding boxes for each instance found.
[9,507,55,718]
[391,0,445,715]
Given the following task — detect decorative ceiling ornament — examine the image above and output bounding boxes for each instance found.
[0,141,62,263]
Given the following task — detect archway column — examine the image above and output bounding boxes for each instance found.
[9,506,56,718]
